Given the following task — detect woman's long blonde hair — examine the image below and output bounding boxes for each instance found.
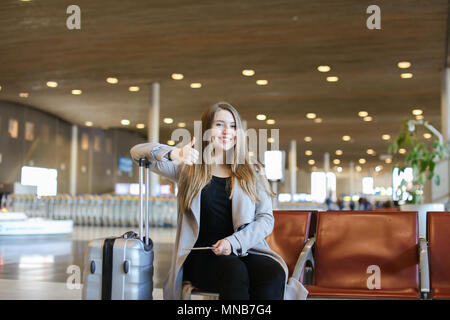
[177,102,275,213]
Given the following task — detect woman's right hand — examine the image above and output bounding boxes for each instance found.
[169,137,199,166]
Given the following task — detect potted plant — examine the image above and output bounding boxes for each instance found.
[388,117,449,237]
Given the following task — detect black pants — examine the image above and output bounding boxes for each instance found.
[183,250,285,300]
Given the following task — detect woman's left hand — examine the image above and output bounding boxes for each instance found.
[212,239,232,256]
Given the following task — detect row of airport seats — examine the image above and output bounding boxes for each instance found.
[2,194,177,228]
[182,210,449,300]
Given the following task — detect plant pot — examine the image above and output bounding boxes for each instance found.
[400,203,445,238]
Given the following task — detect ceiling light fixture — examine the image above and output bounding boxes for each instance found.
[256,80,268,86]
[46,81,58,88]
[256,114,266,121]
[397,61,411,69]
[242,69,255,76]
[106,77,118,84]
[326,76,339,82]
[317,65,331,72]
[171,73,184,80]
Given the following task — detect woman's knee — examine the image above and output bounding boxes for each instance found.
[217,255,249,283]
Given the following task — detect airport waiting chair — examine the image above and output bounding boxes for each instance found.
[181,210,316,300]
[427,211,450,299]
[295,211,429,299]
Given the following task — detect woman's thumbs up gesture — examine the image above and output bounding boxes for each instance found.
[169,137,199,166]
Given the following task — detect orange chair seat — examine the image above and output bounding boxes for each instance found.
[305,285,419,299]
[432,287,450,299]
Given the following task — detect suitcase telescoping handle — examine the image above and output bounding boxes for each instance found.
[138,158,150,246]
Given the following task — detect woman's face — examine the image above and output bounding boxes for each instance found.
[210,109,237,152]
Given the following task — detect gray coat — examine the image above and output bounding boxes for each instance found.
[130,142,308,300]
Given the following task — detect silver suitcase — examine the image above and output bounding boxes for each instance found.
[82,158,154,300]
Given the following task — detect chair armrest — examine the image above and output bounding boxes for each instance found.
[292,237,315,282]
[419,238,430,299]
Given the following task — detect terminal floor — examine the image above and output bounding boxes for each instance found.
[0,226,179,300]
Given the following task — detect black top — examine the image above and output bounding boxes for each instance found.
[194,175,234,247]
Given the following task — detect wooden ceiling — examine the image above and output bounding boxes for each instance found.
[0,0,448,172]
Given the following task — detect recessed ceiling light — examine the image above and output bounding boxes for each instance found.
[401,73,413,79]
[397,61,411,69]
[359,158,366,164]
[136,123,145,129]
[385,158,392,164]
[167,140,175,146]
[266,119,275,125]
[121,119,130,126]
[416,115,424,120]
[106,77,118,84]
[375,165,383,172]
[171,73,184,80]
[306,113,317,119]
[399,148,407,154]
[304,136,312,142]
[242,69,255,76]
[366,149,375,155]
[342,135,351,141]
[0,85,2,91]
[326,76,339,82]
[333,159,341,165]
[267,137,275,143]
[314,118,322,123]
[305,150,312,156]
[85,121,93,127]
[71,89,82,95]
[163,118,174,124]
[423,133,432,139]
[336,167,343,173]
[356,165,362,172]
[46,81,58,88]
[382,134,391,140]
[317,65,331,72]
[177,122,186,128]
[363,116,373,122]
[412,109,423,116]
[335,150,343,155]
[308,159,315,165]
[19,93,29,98]
[190,83,202,88]
[256,80,268,86]
[358,111,368,117]
[256,114,266,121]
[129,86,140,92]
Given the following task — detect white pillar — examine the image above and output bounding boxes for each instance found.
[242,120,247,131]
[349,161,355,196]
[324,152,330,195]
[148,82,160,197]
[289,140,297,199]
[433,68,450,206]
[70,125,78,195]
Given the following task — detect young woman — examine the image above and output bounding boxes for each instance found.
[130,102,308,300]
